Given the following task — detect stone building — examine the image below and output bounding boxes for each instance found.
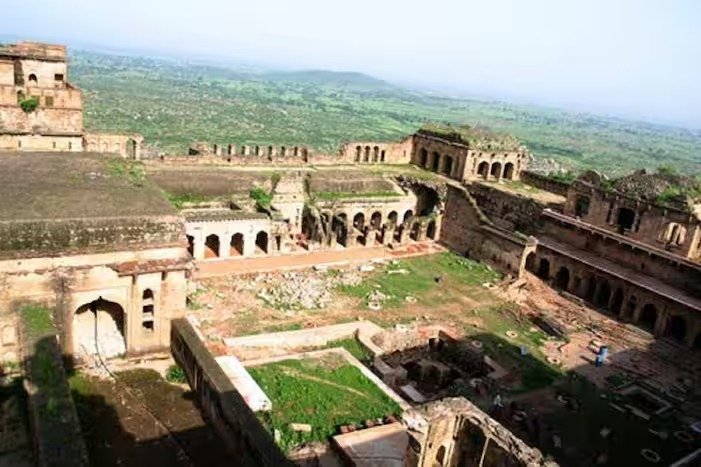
[521,170,701,348]
[0,41,141,158]
[0,152,189,362]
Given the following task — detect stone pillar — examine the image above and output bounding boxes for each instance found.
[219,233,230,259]
[244,231,256,257]
[193,232,205,260]
[384,226,395,246]
[653,309,668,337]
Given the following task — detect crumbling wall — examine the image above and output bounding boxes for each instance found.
[520,171,570,196]
[410,397,554,467]
[84,133,142,159]
[440,185,534,276]
[467,182,551,235]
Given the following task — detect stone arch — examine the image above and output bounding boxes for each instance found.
[426,220,437,239]
[490,162,502,180]
[403,210,413,223]
[537,258,550,280]
[293,146,299,157]
[353,212,365,231]
[281,146,287,157]
[554,266,570,290]
[662,222,686,246]
[503,162,515,180]
[436,445,447,466]
[370,211,382,229]
[667,315,687,343]
[254,145,260,156]
[267,146,273,157]
[301,147,309,161]
[584,275,597,302]
[616,207,635,233]
[364,146,371,162]
[230,233,244,256]
[640,304,658,332]
[205,234,220,258]
[125,138,137,158]
[387,211,398,225]
[443,155,453,176]
[477,161,489,179]
[410,222,421,241]
[356,234,366,246]
[596,280,612,309]
[334,213,348,246]
[431,152,440,171]
[380,150,386,162]
[611,287,624,315]
[525,252,536,272]
[373,146,380,162]
[575,195,590,217]
[419,148,428,167]
[186,235,194,256]
[255,231,269,254]
[355,145,361,162]
[28,73,38,84]
[73,298,126,358]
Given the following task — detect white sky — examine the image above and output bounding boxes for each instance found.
[2,0,700,127]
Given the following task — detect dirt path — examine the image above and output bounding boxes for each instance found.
[194,242,443,278]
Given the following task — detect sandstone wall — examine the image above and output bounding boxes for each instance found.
[440,185,533,276]
[520,170,570,196]
[0,134,82,152]
[0,216,184,260]
[84,133,142,159]
[467,182,549,235]
[340,137,413,164]
[541,216,701,297]
[0,106,83,135]
[0,246,189,360]
[565,181,701,259]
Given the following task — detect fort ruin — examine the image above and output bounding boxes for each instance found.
[0,41,699,467]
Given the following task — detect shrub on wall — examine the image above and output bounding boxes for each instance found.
[20,96,40,113]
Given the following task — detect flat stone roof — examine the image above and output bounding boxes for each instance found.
[0,152,176,221]
[0,152,182,259]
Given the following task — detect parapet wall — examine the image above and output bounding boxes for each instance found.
[0,216,184,260]
[520,171,570,196]
[171,318,292,466]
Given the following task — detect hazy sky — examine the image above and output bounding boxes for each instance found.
[2,0,700,128]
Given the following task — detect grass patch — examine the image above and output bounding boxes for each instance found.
[250,186,273,208]
[248,357,401,451]
[20,304,54,338]
[107,158,145,186]
[325,338,372,363]
[337,251,501,308]
[166,192,217,209]
[165,364,187,384]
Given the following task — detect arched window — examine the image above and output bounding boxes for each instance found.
[575,196,590,217]
[419,148,428,167]
[28,73,38,85]
[142,289,155,331]
[355,146,362,162]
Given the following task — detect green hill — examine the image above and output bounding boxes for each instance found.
[70,50,701,175]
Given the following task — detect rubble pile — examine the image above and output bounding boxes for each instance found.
[253,269,363,310]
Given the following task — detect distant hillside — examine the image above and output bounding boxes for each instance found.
[70,50,701,175]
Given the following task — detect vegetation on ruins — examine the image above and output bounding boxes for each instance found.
[337,252,501,309]
[248,357,402,451]
[249,186,273,209]
[165,364,187,383]
[314,190,399,201]
[419,122,522,151]
[107,158,146,186]
[19,95,40,113]
[71,50,701,174]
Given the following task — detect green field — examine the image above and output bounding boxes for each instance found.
[248,357,402,451]
[70,51,701,175]
[336,252,501,309]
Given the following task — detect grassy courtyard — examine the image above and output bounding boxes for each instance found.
[248,356,402,451]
